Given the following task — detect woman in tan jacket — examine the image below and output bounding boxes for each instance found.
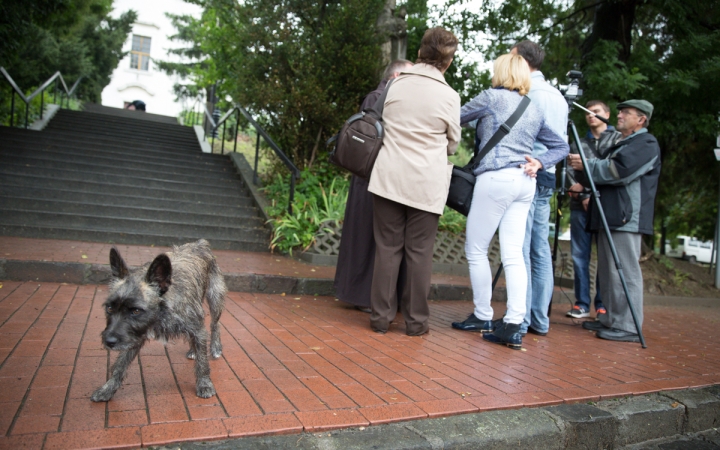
[367,27,461,336]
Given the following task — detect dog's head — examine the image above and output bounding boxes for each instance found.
[100,247,173,350]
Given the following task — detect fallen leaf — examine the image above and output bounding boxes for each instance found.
[310,347,322,350]
[671,402,680,408]
[280,293,286,296]
[81,255,88,259]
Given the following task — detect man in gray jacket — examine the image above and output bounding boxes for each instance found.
[566,100,620,320]
[568,99,661,342]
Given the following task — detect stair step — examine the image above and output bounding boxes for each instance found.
[0,209,269,240]
[0,197,264,227]
[0,134,231,168]
[0,154,240,183]
[0,224,269,252]
[1,185,258,213]
[0,166,244,196]
[81,103,180,125]
[0,129,203,156]
[0,174,252,206]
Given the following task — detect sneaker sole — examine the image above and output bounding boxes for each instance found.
[568,312,590,318]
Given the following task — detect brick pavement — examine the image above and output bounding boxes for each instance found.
[1,237,720,449]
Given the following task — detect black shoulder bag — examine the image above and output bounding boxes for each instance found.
[446,96,532,216]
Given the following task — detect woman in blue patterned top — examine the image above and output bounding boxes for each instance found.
[451,53,569,349]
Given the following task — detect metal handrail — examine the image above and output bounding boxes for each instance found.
[182,96,300,215]
[1,67,83,128]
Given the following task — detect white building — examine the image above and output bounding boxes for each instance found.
[101,0,202,117]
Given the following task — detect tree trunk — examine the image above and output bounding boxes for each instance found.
[582,0,640,62]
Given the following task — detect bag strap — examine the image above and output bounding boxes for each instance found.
[467,95,532,169]
[367,78,394,117]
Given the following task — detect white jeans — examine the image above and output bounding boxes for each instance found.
[465,167,536,324]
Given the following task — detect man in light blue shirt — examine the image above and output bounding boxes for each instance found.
[511,40,568,336]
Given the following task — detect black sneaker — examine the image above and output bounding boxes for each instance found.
[451,313,494,332]
[582,321,610,331]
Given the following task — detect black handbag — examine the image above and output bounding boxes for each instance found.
[446,96,532,216]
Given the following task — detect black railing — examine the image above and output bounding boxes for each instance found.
[1,67,82,128]
[183,98,301,215]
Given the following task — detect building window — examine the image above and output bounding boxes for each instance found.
[130,35,151,71]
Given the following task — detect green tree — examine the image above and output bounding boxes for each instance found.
[437,0,720,240]
[0,0,135,103]
[160,0,386,169]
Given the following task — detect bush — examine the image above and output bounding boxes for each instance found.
[263,164,350,254]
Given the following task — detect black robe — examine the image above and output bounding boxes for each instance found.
[333,80,406,307]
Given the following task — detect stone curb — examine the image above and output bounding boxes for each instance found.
[0,259,473,300]
[156,386,720,450]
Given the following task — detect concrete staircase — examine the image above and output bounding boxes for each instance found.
[0,104,270,251]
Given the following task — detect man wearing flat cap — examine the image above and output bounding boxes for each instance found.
[568,99,661,342]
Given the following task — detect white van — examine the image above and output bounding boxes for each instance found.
[665,235,715,264]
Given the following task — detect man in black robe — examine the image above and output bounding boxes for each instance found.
[334,59,414,312]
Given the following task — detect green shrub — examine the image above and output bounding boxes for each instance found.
[263,165,350,254]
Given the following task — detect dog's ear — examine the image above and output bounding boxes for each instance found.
[109,247,129,279]
[146,254,172,296]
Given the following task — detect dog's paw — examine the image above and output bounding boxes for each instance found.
[90,386,114,402]
[196,378,216,398]
[211,348,222,359]
[186,349,196,360]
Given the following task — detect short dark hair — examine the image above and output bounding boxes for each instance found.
[383,59,413,80]
[511,40,545,70]
[416,27,458,72]
[585,100,610,114]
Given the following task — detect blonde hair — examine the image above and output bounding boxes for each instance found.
[491,53,531,96]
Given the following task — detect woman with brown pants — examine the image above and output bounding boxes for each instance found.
[367,27,461,336]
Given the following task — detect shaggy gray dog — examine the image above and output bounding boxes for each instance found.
[91,239,226,402]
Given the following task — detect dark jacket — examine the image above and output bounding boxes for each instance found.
[567,126,621,210]
[576,129,661,235]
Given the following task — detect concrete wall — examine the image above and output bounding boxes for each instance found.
[101,0,202,117]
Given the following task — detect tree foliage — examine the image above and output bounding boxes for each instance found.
[0,0,135,103]
[437,0,720,240]
[163,0,387,169]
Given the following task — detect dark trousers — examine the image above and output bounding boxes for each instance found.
[370,194,439,335]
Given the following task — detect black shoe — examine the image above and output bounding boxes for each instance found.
[527,327,547,336]
[582,321,610,331]
[355,306,372,313]
[483,322,522,350]
[596,328,640,342]
[452,313,494,332]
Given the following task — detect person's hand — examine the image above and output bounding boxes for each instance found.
[582,198,590,211]
[568,154,583,171]
[521,155,542,177]
[568,182,583,199]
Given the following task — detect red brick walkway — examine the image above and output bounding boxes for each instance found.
[1,280,720,449]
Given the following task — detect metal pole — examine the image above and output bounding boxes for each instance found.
[253,132,260,186]
[288,173,296,215]
[233,110,239,153]
[10,91,15,127]
[221,122,226,154]
[40,90,45,120]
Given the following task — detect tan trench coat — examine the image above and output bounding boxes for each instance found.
[368,63,461,215]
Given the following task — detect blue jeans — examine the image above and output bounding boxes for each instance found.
[521,185,554,333]
[570,208,603,311]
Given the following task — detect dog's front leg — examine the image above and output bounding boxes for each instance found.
[91,346,140,402]
[190,329,216,398]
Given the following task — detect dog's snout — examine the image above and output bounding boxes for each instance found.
[104,335,119,348]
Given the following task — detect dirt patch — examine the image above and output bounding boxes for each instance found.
[553,240,719,299]
[641,253,720,298]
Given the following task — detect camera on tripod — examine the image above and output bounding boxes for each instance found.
[559,70,583,105]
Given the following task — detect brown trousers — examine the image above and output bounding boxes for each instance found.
[370,195,439,335]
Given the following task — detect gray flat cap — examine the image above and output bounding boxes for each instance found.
[617,99,653,120]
